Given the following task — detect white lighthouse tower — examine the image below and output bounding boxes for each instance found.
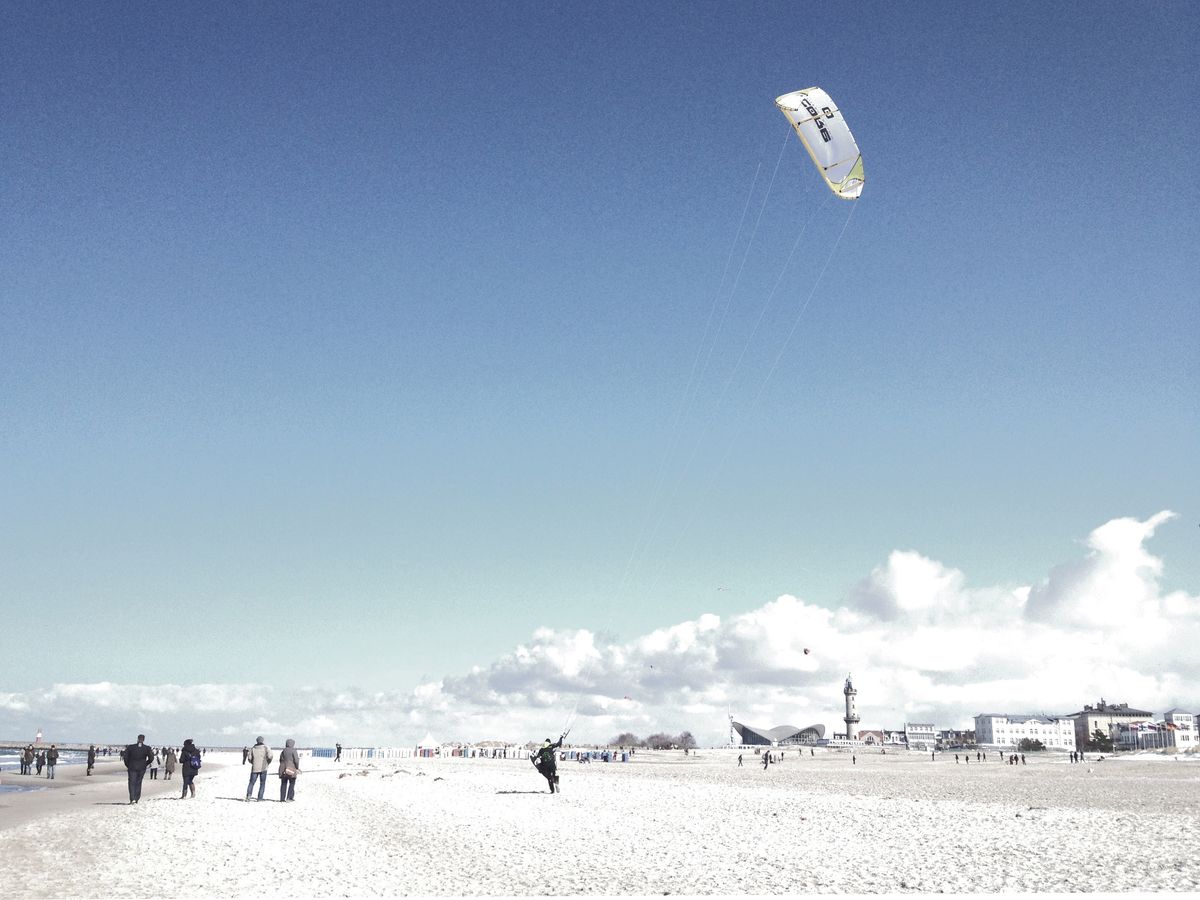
[843,674,860,740]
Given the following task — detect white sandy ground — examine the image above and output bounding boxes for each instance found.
[1,749,1198,896]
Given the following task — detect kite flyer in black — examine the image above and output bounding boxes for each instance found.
[532,734,566,793]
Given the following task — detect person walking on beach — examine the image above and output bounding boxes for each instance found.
[149,749,160,780]
[246,736,273,801]
[164,746,177,780]
[242,746,249,765]
[87,744,96,775]
[180,739,201,798]
[737,754,743,767]
[46,745,58,779]
[533,734,565,793]
[36,750,45,776]
[278,738,301,802]
[21,745,33,775]
[335,742,342,762]
[123,734,155,804]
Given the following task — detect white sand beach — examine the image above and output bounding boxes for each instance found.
[1,748,1198,896]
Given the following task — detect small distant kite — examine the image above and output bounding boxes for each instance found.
[803,648,811,655]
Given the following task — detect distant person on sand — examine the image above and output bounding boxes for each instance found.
[149,750,160,780]
[123,734,155,804]
[737,754,743,767]
[532,735,565,793]
[335,743,342,762]
[242,746,249,765]
[87,744,96,776]
[278,739,301,802]
[164,747,177,780]
[46,745,58,779]
[246,736,273,801]
[180,739,201,798]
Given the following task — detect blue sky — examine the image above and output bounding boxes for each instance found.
[2,1,1196,745]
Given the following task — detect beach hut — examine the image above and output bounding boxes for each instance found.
[417,733,439,758]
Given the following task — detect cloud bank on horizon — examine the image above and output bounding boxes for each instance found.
[4,513,1196,747]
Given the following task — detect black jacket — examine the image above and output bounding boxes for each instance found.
[181,743,202,774]
[123,742,155,771]
[534,737,564,773]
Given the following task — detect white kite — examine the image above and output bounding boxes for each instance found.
[775,87,864,199]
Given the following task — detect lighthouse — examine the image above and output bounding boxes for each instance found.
[843,674,860,740]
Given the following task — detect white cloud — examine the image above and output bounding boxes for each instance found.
[4,513,1196,749]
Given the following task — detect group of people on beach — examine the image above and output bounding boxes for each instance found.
[16,744,60,778]
[119,735,206,803]
[240,736,303,802]
[118,734,303,804]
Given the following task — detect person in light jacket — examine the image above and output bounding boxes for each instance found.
[278,739,301,802]
[246,736,272,801]
[164,747,177,780]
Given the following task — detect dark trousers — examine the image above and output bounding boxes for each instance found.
[279,775,296,802]
[246,770,267,800]
[127,767,148,802]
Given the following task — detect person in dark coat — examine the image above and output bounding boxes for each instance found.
[123,734,155,803]
[46,745,59,779]
[180,739,201,798]
[278,738,301,802]
[532,734,565,793]
[87,744,96,776]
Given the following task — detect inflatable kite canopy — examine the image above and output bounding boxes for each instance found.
[775,87,864,200]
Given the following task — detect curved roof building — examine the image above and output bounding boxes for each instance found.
[732,722,826,746]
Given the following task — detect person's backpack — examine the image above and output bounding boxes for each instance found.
[188,750,202,769]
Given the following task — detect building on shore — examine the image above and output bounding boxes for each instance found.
[730,721,826,747]
[857,729,906,748]
[1113,710,1197,752]
[973,714,1076,750]
[1066,699,1154,750]
[1163,709,1197,749]
[903,723,937,752]
[937,729,976,748]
